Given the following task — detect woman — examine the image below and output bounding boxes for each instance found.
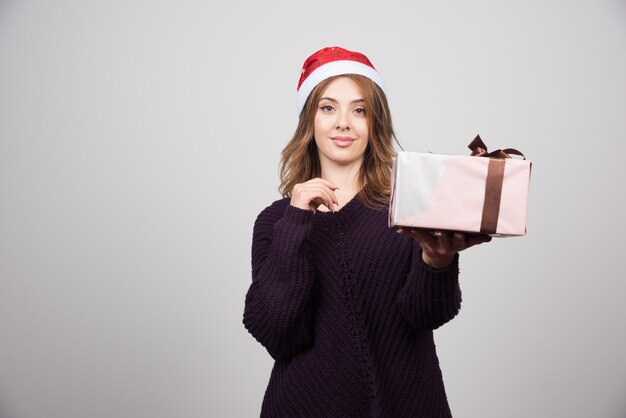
[243,46,491,417]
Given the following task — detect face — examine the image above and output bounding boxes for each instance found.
[313,77,369,169]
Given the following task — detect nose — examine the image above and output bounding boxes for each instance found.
[335,109,350,131]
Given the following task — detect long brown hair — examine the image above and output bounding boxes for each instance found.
[279,74,399,210]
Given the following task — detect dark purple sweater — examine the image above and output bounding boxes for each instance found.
[243,196,461,417]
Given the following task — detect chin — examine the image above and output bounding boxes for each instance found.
[318,145,367,167]
[331,157,364,166]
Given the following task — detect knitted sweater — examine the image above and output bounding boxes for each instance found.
[243,196,461,417]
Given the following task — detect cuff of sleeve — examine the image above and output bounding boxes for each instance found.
[418,251,459,272]
[282,204,314,226]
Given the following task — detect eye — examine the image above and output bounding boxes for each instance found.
[319,105,334,112]
[354,107,367,115]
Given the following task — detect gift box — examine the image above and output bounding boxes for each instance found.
[388,136,532,237]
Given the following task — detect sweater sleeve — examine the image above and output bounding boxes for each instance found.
[243,201,316,360]
[396,241,462,330]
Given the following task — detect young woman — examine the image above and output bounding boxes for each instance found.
[243,46,491,417]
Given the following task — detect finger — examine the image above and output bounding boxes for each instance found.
[451,232,466,251]
[465,233,493,248]
[320,185,339,209]
[301,186,333,210]
[433,230,451,248]
[301,183,338,211]
[292,182,338,211]
[328,188,339,207]
[318,187,338,210]
[402,228,438,248]
[309,197,324,211]
[309,177,339,190]
[396,227,413,238]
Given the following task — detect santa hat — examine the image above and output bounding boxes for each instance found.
[296,46,386,115]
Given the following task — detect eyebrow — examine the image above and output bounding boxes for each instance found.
[318,97,366,104]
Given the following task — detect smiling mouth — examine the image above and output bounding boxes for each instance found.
[331,137,355,148]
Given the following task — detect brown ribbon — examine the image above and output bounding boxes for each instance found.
[468,135,525,234]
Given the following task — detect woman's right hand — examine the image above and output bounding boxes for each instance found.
[290,178,339,212]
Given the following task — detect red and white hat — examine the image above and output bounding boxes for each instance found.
[296,46,386,115]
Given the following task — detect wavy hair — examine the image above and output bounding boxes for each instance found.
[279,74,400,210]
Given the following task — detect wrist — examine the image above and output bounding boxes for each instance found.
[421,252,455,269]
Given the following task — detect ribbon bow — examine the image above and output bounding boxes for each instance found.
[467,135,526,235]
[468,135,525,160]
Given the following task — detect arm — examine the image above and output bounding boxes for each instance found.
[396,241,462,330]
[243,202,316,360]
[395,228,491,329]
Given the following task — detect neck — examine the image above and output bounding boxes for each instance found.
[320,158,364,202]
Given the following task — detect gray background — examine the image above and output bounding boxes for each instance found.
[1,0,625,417]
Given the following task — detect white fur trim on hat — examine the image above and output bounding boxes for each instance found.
[296,60,386,115]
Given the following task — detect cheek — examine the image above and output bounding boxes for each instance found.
[357,119,369,138]
[359,126,369,150]
[313,116,329,137]
[360,137,369,152]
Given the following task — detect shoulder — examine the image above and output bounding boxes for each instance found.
[253,197,299,237]
[255,197,291,225]
[253,197,314,242]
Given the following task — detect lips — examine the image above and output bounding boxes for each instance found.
[331,136,355,148]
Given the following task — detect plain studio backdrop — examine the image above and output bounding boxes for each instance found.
[1,1,625,417]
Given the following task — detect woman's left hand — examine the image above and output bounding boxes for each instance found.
[396,228,492,269]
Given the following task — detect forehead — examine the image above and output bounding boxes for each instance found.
[319,76,364,99]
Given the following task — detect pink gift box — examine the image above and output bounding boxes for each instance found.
[388,137,532,237]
